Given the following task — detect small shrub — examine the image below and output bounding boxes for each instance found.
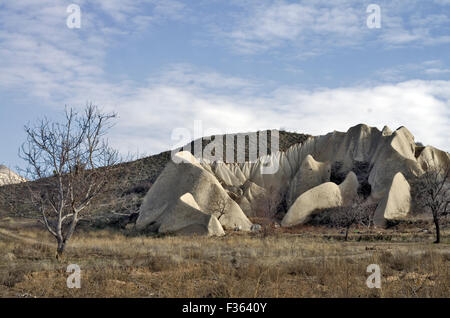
[352,161,372,198]
[330,161,346,184]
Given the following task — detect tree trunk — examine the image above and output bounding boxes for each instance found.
[433,218,440,244]
[56,240,66,259]
[345,226,350,241]
[54,216,79,259]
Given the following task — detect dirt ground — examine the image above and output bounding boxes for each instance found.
[0,217,449,298]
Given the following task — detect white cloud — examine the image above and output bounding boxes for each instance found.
[78,69,450,155]
[0,1,449,160]
[211,0,450,55]
[374,60,450,81]
[424,68,450,75]
[380,13,450,46]
[0,0,186,101]
[218,0,364,54]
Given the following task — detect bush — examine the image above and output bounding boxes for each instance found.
[352,161,372,198]
[330,161,346,184]
[330,161,372,198]
[308,197,377,240]
[123,181,152,196]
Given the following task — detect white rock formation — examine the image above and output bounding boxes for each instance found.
[157,193,225,236]
[203,124,449,226]
[137,124,450,234]
[0,165,26,186]
[416,146,450,172]
[373,172,412,226]
[281,172,359,227]
[136,151,252,234]
[240,181,267,217]
[287,154,330,207]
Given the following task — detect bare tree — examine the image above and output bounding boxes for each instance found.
[251,184,283,219]
[413,164,449,244]
[329,197,376,241]
[19,104,119,258]
[210,193,228,221]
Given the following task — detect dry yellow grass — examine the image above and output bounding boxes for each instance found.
[0,218,449,298]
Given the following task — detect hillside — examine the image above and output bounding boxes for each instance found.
[136,123,450,236]
[0,165,26,187]
[0,130,310,226]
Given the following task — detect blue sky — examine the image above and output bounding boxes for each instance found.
[0,0,449,170]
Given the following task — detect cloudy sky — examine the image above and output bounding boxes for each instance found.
[0,0,449,169]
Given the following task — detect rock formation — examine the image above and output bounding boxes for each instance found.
[136,151,252,234]
[287,154,331,207]
[0,165,26,187]
[373,172,412,226]
[282,172,358,227]
[198,124,448,227]
[156,193,225,236]
[137,124,449,234]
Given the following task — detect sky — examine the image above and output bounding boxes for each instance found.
[0,0,449,171]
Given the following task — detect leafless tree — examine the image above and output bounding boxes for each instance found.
[251,185,283,219]
[329,197,376,241]
[19,104,119,258]
[211,194,228,221]
[413,164,449,244]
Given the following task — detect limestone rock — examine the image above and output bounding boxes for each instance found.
[339,171,359,205]
[136,151,252,234]
[381,125,392,136]
[137,124,449,234]
[0,165,26,186]
[281,172,358,227]
[416,146,450,172]
[374,172,412,226]
[367,126,422,201]
[211,124,443,208]
[241,181,269,217]
[214,163,244,187]
[282,182,341,227]
[238,196,253,216]
[157,193,225,236]
[287,154,330,207]
[209,124,448,226]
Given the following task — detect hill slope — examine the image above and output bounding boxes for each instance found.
[0,130,309,226]
[136,123,450,235]
[0,165,26,187]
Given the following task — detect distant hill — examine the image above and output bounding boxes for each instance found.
[0,165,26,187]
[0,130,310,226]
[135,123,450,235]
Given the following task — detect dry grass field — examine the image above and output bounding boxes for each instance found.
[0,217,449,298]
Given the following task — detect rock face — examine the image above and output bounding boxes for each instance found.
[157,193,225,236]
[137,124,449,234]
[287,155,330,207]
[374,172,412,226]
[416,146,449,172]
[200,124,449,227]
[0,165,26,186]
[136,151,252,234]
[240,181,268,217]
[281,172,358,227]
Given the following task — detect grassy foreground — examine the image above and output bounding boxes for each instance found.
[0,218,449,298]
